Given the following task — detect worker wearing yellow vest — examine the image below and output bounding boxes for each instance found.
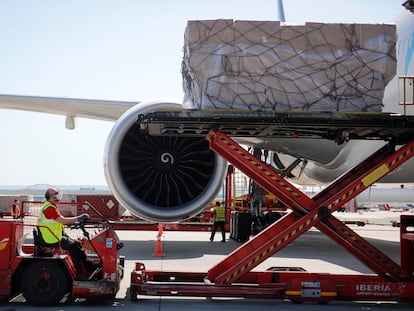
[37,187,90,280]
[11,199,20,219]
[210,201,226,242]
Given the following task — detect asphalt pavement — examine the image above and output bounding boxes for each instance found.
[1,224,414,311]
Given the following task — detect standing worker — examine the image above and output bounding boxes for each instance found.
[37,187,91,280]
[210,201,226,242]
[11,199,20,219]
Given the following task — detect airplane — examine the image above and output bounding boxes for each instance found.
[304,184,414,207]
[356,186,414,207]
[0,1,413,223]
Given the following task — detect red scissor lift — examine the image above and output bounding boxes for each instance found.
[131,126,414,303]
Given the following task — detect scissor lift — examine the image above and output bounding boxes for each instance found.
[131,112,414,303]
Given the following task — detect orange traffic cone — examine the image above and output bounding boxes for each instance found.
[152,236,165,257]
[152,223,165,257]
[157,223,164,237]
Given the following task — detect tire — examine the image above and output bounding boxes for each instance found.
[21,261,69,306]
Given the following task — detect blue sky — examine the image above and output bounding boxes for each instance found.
[0,0,406,186]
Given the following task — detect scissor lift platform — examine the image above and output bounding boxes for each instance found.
[131,112,414,303]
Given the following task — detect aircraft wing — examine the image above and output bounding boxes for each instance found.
[0,94,138,127]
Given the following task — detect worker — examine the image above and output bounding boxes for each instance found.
[37,187,90,280]
[11,199,20,219]
[210,201,226,242]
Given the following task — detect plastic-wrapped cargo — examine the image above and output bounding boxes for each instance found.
[182,20,396,112]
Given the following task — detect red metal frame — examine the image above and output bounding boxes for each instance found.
[110,221,214,232]
[224,165,234,231]
[21,200,218,232]
[206,130,414,284]
[130,130,414,303]
[132,263,414,302]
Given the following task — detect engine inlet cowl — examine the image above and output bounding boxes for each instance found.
[104,99,227,222]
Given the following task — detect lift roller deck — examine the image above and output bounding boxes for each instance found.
[131,110,414,303]
[137,109,414,142]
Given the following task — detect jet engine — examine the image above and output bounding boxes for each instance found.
[104,99,227,222]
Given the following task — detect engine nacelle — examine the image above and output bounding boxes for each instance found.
[104,99,227,222]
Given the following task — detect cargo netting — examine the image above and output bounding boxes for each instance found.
[182,20,396,112]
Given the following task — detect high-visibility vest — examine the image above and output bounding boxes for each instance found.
[215,205,226,222]
[37,201,64,244]
[11,203,20,217]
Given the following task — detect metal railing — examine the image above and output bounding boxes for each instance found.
[399,75,414,115]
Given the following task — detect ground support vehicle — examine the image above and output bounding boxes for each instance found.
[0,218,124,305]
[131,112,414,303]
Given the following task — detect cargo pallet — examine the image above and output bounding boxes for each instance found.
[132,113,414,303]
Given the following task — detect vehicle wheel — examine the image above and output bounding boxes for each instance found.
[21,261,69,306]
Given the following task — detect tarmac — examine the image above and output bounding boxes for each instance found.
[1,224,414,310]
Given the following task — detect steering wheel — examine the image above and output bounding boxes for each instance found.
[70,220,90,239]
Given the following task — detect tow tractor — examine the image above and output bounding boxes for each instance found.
[0,213,124,305]
[130,110,414,303]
